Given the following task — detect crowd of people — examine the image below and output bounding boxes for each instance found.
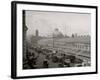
[23,46,84,69]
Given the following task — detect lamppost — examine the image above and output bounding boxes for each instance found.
[52,33,54,49]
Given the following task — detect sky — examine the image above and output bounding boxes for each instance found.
[25,10,91,37]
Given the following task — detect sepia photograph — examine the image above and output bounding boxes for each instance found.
[23,10,91,69]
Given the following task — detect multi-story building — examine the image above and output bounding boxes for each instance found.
[38,36,91,66]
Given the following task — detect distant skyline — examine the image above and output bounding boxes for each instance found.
[25,10,91,36]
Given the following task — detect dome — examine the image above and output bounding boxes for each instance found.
[53,28,64,38]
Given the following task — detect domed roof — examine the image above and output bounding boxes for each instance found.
[53,28,64,38]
